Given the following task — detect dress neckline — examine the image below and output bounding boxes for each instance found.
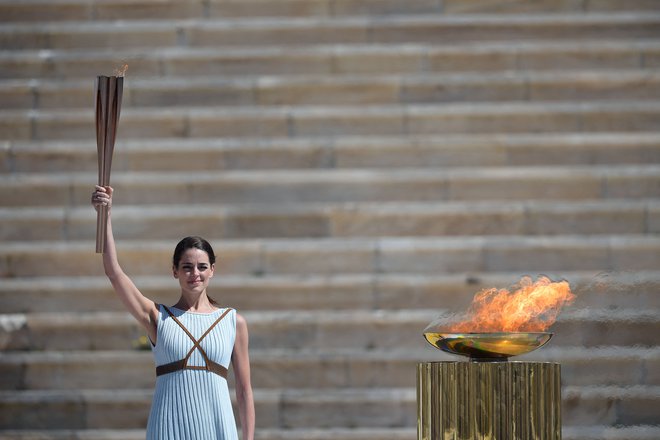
[168,305,223,316]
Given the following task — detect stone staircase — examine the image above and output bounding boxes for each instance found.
[1,0,660,439]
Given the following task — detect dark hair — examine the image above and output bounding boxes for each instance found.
[172,236,219,306]
[173,236,216,268]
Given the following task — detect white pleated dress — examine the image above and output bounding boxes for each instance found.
[147,305,238,440]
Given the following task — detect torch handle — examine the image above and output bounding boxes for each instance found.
[95,205,108,253]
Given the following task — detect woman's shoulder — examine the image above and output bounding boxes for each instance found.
[234,311,248,330]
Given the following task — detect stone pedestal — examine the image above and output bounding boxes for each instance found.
[417,361,561,440]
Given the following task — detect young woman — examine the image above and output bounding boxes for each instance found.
[92,185,255,440]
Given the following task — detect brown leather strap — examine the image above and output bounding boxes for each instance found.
[156,306,233,378]
[156,359,187,377]
[165,306,232,369]
[156,359,228,378]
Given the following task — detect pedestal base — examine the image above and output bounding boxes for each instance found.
[417,361,561,440]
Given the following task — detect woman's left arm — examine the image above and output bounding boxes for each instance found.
[232,313,255,440]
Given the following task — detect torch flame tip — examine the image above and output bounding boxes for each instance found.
[113,64,129,77]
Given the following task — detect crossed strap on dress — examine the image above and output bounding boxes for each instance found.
[156,306,233,379]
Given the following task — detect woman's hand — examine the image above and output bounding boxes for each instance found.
[91,185,113,212]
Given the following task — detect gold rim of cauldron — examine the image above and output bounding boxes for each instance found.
[423,332,553,361]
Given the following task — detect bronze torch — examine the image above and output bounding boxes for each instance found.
[94,69,125,253]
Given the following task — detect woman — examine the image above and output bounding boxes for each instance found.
[92,185,255,440]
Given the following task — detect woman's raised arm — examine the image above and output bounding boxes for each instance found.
[92,185,159,343]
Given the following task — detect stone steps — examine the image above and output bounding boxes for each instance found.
[2,165,659,207]
[0,385,658,429]
[1,346,658,390]
[2,235,660,277]
[1,199,658,242]
[0,0,658,436]
[2,13,660,51]
[2,40,658,80]
[2,270,659,313]
[4,133,659,173]
[3,101,660,141]
[1,308,657,351]
[3,70,660,110]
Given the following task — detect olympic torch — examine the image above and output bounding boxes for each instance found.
[95,66,126,253]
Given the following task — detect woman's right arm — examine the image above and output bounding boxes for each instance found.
[93,185,159,343]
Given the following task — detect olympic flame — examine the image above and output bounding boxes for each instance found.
[114,64,129,76]
[449,275,575,332]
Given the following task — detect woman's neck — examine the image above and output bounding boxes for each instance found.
[174,293,216,313]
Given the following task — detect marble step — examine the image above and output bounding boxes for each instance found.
[1,200,658,242]
[2,426,660,440]
[4,133,659,173]
[563,426,660,440]
[3,234,660,277]
[1,346,658,391]
[2,234,660,277]
[2,40,658,80]
[4,70,660,109]
[2,270,659,314]
[1,426,660,440]
[2,164,659,208]
[0,385,658,429]
[0,0,441,22]
[3,101,660,141]
[8,427,660,440]
[1,0,659,23]
[442,0,660,14]
[2,13,660,51]
[0,387,416,430]
[0,428,415,440]
[1,308,657,351]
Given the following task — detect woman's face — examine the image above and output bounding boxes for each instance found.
[173,248,215,295]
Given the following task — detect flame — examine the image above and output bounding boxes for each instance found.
[449,275,575,332]
[114,64,129,77]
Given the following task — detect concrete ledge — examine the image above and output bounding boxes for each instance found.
[2,40,657,79]
[1,426,660,440]
[2,164,659,207]
[0,386,658,429]
[1,346,658,390]
[1,235,660,277]
[0,388,414,430]
[1,0,660,24]
[2,199,654,241]
[2,14,660,51]
[3,270,659,313]
[3,71,660,110]
[0,430,147,440]
[3,133,659,172]
[563,425,660,440]
[0,308,657,351]
[2,101,659,141]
